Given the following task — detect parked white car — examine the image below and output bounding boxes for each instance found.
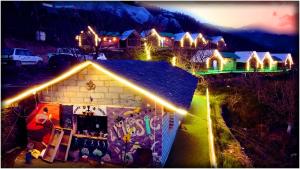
[2,48,43,66]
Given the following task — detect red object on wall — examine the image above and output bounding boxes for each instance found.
[26,103,60,144]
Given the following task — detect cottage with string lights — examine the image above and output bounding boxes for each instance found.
[2,60,198,167]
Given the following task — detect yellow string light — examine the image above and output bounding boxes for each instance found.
[171,56,176,66]
[2,61,188,116]
[206,50,225,71]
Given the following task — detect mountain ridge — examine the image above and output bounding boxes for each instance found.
[2,1,298,58]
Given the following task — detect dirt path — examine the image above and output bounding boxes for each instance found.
[165,94,210,167]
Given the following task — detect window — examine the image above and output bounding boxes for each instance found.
[15,49,28,55]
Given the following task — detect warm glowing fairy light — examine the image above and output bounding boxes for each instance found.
[78,35,82,47]
[285,54,294,69]
[150,28,162,47]
[206,58,210,69]
[144,42,151,60]
[2,62,91,107]
[171,56,176,66]
[246,52,262,71]
[262,52,275,70]
[206,88,217,168]
[91,62,187,115]
[192,68,195,75]
[186,32,193,47]
[180,32,193,48]
[88,26,100,47]
[180,39,184,48]
[193,33,203,48]
[206,50,225,71]
[3,61,188,116]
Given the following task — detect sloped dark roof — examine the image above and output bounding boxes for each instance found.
[99,31,120,37]
[96,60,198,110]
[159,32,174,38]
[120,29,139,40]
[220,52,240,59]
[271,55,282,61]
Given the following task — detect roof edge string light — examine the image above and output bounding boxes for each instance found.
[2,61,188,116]
[90,62,187,115]
[2,62,91,107]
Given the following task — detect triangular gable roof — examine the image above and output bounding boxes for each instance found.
[191,33,203,41]
[3,61,198,115]
[140,29,152,38]
[173,32,186,41]
[256,52,269,61]
[235,51,256,63]
[173,32,194,42]
[207,36,224,44]
[271,53,292,62]
[141,29,161,39]
[120,29,139,40]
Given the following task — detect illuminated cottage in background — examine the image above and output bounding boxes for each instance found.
[98,31,120,49]
[235,51,261,71]
[271,53,294,70]
[119,29,142,49]
[2,60,198,167]
[191,33,207,48]
[75,26,101,52]
[256,52,279,71]
[76,26,121,51]
[158,32,174,48]
[191,49,238,71]
[206,36,226,49]
[141,29,162,48]
[173,32,194,48]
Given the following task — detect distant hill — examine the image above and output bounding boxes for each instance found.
[2,1,298,60]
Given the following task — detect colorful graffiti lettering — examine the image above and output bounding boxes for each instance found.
[107,107,162,165]
[144,115,151,135]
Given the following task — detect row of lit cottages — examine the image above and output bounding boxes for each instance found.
[191,49,294,72]
[75,27,226,50]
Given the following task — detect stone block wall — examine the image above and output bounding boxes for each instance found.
[39,65,143,107]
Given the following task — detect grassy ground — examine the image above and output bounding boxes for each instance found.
[165,94,210,167]
[196,69,285,75]
[209,95,252,168]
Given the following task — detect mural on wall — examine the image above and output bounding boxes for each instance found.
[106,106,162,166]
[26,103,61,144]
[73,105,107,116]
[69,137,110,162]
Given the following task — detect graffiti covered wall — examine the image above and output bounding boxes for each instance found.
[106,105,163,166]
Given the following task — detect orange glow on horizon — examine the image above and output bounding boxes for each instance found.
[148,2,297,34]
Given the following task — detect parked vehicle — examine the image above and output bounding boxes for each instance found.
[48,48,93,61]
[1,48,43,66]
[48,54,80,72]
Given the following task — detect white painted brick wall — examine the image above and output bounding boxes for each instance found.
[38,65,143,107]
